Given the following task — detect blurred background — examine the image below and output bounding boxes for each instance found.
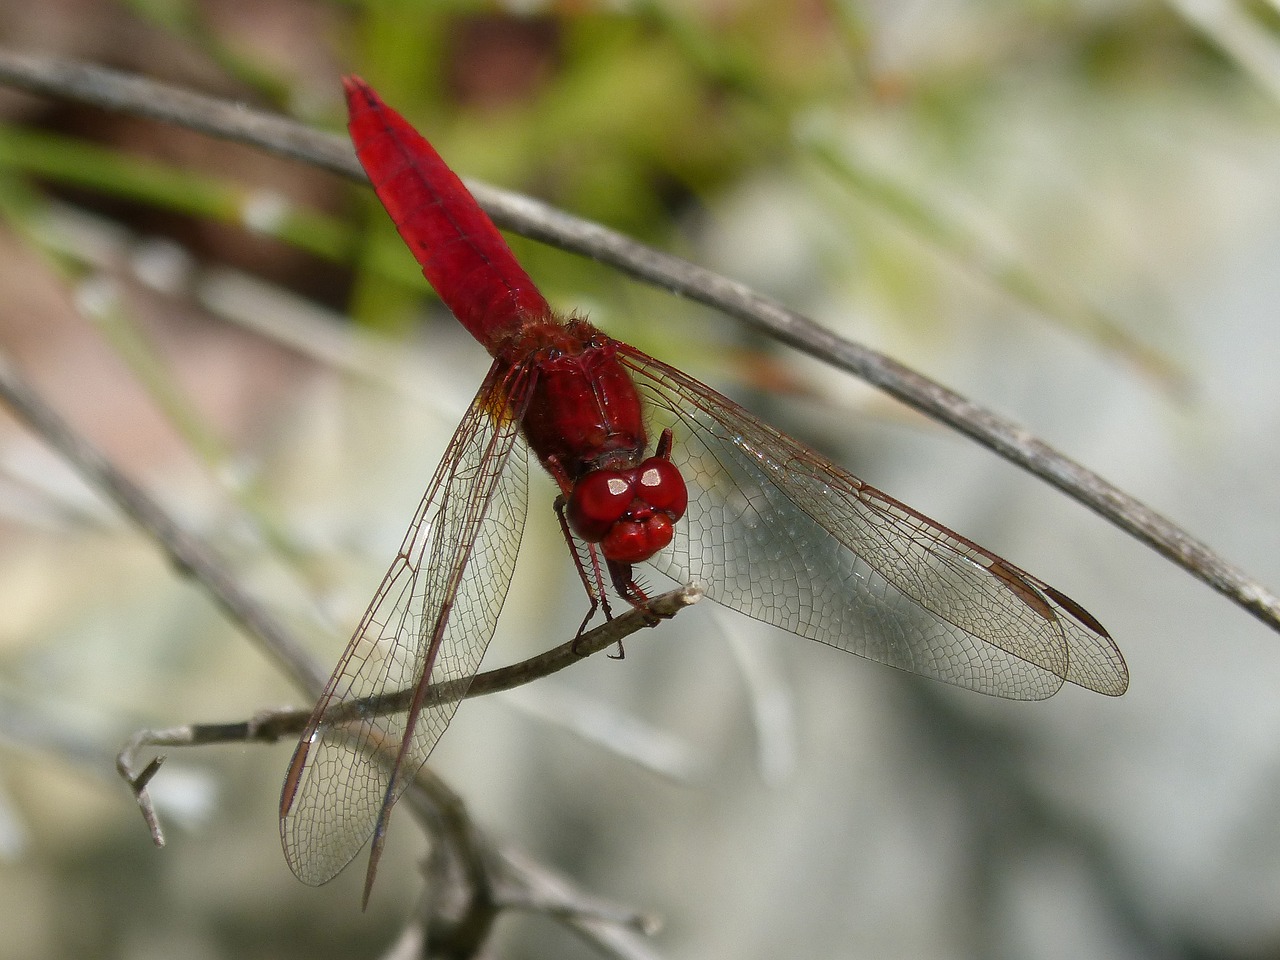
[1,1,1279,958]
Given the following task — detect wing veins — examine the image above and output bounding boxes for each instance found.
[618,345,1125,698]
[280,359,535,886]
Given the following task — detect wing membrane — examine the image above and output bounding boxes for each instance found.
[619,346,1128,700]
[280,359,532,888]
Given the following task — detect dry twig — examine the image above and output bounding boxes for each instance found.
[113,585,700,845]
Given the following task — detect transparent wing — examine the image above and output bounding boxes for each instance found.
[618,346,1128,700]
[280,359,532,889]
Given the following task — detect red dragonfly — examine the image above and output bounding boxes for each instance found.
[281,75,1129,902]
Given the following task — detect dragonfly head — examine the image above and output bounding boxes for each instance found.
[566,456,688,564]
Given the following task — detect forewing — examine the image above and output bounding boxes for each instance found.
[280,359,532,887]
[618,346,1127,700]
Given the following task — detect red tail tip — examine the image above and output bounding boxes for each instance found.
[341,74,374,106]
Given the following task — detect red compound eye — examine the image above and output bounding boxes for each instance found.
[635,457,688,518]
[566,470,634,542]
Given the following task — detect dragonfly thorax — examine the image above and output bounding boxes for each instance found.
[518,321,649,477]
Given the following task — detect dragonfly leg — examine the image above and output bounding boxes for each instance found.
[553,493,617,651]
[608,559,654,608]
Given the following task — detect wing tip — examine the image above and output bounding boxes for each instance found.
[1041,584,1130,698]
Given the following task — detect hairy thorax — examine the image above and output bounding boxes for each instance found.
[503,317,648,478]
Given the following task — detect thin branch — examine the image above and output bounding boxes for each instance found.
[492,845,665,959]
[401,770,661,960]
[0,50,1273,633]
[114,585,700,845]
[0,51,354,178]
[347,584,702,722]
